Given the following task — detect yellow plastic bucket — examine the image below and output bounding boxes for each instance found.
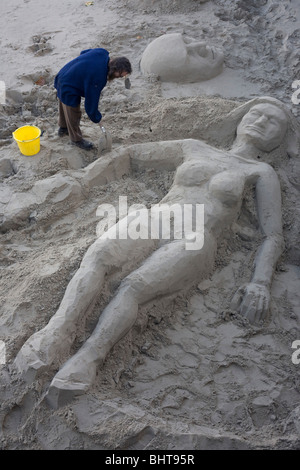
[12,125,41,156]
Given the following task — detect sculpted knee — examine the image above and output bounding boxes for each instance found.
[119,276,146,303]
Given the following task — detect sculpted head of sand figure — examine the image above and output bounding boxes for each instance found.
[235,103,288,152]
[11,96,299,409]
[213,96,300,158]
[140,32,224,82]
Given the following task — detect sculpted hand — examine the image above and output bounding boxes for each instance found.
[230,282,270,324]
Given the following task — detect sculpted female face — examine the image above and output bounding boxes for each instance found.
[140,33,224,83]
[236,103,288,152]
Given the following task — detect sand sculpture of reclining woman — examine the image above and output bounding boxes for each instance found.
[13,96,299,408]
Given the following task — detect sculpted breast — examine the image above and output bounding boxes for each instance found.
[174,161,215,186]
[208,171,245,206]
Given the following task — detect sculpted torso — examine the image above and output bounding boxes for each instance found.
[159,140,268,237]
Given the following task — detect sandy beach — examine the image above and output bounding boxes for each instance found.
[0,0,299,450]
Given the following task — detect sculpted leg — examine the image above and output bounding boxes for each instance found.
[13,218,155,382]
[45,284,139,408]
[46,235,216,408]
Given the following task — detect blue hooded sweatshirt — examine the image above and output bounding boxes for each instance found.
[54,48,109,123]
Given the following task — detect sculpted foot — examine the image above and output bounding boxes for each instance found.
[45,376,89,409]
[13,327,70,383]
[45,350,99,409]
[13,340,48,383]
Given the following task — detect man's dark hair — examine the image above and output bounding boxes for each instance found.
[108,57,132,79]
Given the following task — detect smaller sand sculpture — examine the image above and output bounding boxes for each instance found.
[140,32,224,82]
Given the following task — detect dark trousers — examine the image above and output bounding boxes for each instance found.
[58,99,82,142]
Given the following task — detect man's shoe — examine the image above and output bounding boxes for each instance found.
[72,139,94,151]
[58,127,69,137]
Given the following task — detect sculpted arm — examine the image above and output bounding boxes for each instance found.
[0,140,185,232]
[231,166,284,323]
[82,140,185,189]
[251,167,284,287]
[127,140,186,172]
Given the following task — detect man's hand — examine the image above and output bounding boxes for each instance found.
[230,282,270,324]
